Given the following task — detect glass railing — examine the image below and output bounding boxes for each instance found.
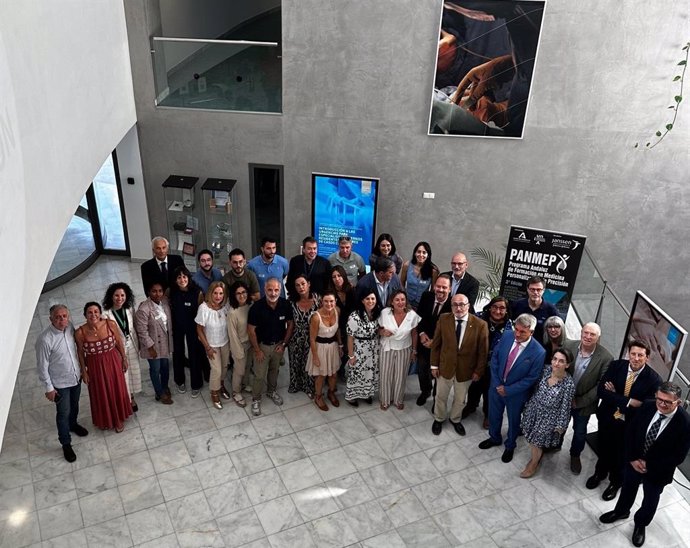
[151,38,281,113]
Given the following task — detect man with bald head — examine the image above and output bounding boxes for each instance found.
[441,252,479,313]
[563,322,613,474]
[140,236,185,293]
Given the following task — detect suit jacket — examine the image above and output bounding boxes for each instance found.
[355,271,402,309]
[134,298,174,359]
[416,291,452,354]
[440,270,480,312]
[625,401,690,485]
[141,254,185,294]
[489,331,546,399]
[596,360,662,424]
[287,255,331,297]
[564,340,613,416]
[431,313,489,381]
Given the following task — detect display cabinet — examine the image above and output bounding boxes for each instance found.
[162,174,200,269]
[201,178,238,259]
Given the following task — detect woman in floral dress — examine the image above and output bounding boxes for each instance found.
[287,275,320,398]
[345,290,381,406]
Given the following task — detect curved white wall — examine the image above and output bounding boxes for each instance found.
[0,1,137,442]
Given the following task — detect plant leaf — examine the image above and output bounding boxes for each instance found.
[666,123,673,130]
[634,143,639,148]
[678,60,687,66]
[675,95,683,103]
[673,75,681,81]
[656,131,662,136]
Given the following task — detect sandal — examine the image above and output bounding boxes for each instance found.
[219,383,231,400]
[315,394,329,411]
[395,402,405,410]
[327,390,340,407]
[115,424,125,433]
[232,392,246,408]
[380,402,389,411]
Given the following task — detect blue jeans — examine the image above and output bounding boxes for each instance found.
[55,383,81,446]
[569,410,590,457]
[147,358,170,398]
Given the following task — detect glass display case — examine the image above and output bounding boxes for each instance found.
[201,178,238,259]
[162,174,200,269]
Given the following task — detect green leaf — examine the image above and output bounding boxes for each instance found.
[646,142,651,147]
[656,131,662,136]
[675,95,683,103]
[673,75,681,81]
[669,105,676,108]
[634,143,639,148]
[666,123,673,131]
[683,44,689,51]
[679,60,687,66]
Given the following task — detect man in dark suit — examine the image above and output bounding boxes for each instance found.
[479,313,545,463]
[286,236,331,297]
[586,339,662,501]
[440,252,479,313]
[140,236,185,294]
[564,322,613,475]
[600,381,690,547]
[356,256,402,310]
[430,294,488,436]
[415,274,452,406]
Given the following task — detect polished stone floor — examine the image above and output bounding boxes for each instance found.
[2,256,690,547]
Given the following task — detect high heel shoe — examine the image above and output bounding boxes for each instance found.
[327,390,340,407]
[314,394,329,411]
[211,390,223,410]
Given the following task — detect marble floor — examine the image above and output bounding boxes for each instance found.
[2,256,690,548]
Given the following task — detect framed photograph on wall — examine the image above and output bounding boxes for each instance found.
[428,0,546,139]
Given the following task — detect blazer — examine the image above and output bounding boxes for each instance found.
[416,291,452,346]
[286,255,331,297]
[140,254,185,294]
[489,331,546,399]
[625,401,690,485]
[134,298,174,359]
[431,313,489,382]
[564,340,613,416]
[440,270,480,312]
[596,360,662,424]
[355,271,402,310]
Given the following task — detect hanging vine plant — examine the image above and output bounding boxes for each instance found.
[635,41,688,148]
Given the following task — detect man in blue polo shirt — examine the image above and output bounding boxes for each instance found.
[247,236,289,298]
[192,248,223,295]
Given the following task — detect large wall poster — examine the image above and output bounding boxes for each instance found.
[499,226,586,318]
[428,0,546,139]
[311,173,379,260]
[620,291,688,383]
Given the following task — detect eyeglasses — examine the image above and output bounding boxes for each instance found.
[451,302,469,308]
[656,397,678,406]
[338,235,352,242]
[527,287,544,293]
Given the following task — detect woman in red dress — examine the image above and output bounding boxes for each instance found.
[75,301,132,432]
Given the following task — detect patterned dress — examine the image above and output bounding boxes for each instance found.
[287,296,319,394]
[345,311,380,400]
[521,366,576,448]
[81,324,132,430]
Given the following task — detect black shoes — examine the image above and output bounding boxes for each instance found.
[346,399,359,407]
[632,525,646,547]
[501,449,514,463]
[432,421,443,435]
[451,421,466,436]
[570,456,582,475]
[364,397,373,405]
[62,444,76,463]
[602,483,621,501]
[478,438,501,450]
[70,424,89,437]
[585,474,604,489]
[599,510,630,524]
[461,406,476,420]
[416,393,430,406]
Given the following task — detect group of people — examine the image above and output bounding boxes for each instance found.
[35,233,690,547]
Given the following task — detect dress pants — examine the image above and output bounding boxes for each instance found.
[488,384,528,450]
[208,343,230,392]
[172,326,204,391]
[253,343,282,399]
[416,348,433,397]
[594,416,626,485]
[614,463,666,526]
[466,368,490,416]
[434,375,471,423]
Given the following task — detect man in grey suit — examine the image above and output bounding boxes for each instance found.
[564,322,613,474]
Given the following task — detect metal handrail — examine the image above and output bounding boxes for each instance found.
[152,37,278,47]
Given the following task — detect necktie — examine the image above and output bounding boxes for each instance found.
[643,415,666,455]
[432,302,441,317]
[160,261,168,278]
[455,319,464,347]
[613,371,636,420]
[503,342,521,381]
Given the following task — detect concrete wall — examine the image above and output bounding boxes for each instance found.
[0,1,136,441]
[125,0,690,341]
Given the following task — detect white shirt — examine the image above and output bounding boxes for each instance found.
[195,303,230,347]
[455,314,469,349]
[378,308,421,352]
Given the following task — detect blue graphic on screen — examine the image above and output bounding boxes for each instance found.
[312,175,378,259]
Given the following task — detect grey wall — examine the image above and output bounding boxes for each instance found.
[124,0,690,335]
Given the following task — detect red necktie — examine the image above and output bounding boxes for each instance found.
[503,343,521,381]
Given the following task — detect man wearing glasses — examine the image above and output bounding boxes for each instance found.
[587,340,661,503]
[510,275,559,344]
[430,294,488,436]
[599,381,690,547]
[441,252,479,312]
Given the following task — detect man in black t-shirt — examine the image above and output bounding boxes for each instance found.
[247,277,294,417]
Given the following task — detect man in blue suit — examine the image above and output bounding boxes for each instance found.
[479,313,545,463]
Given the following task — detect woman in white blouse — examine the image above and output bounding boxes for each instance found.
[378,290,420,410]
[195,281,230,409]
[227,281,252,408]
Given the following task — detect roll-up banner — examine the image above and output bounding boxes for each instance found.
[499,226,586,318]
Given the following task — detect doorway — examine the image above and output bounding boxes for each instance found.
[249,164,284,255]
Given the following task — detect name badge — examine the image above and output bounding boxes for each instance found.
[279,316,286,320]
[184,302,191,307]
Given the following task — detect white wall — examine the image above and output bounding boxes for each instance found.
[0,1,137,443]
